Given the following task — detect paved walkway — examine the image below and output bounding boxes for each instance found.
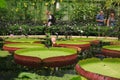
[0,35,118,40]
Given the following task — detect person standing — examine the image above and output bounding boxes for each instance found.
[46,11,56,26]
[107,12,115,27]
[96,10,106,36]
[96,10,105,26]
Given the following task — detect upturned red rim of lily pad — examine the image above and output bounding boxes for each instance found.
[54,43,90,51]
[14,47,78,67]
[75,58,120,80]
[3,43,45,54]
[102,45,120,57]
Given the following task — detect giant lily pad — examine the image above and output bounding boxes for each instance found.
[3,43,45,53]
[54,40,90,51]
[65,38,100,45]
[14,47,78,67]
[5,38,40,44]
[0,51,10,57]
[102,45,120,57]
[100,38,119,45]
[75,58,120,80]
[110,41,120,45]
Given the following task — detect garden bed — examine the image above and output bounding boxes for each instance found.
[102,45,120,57]
[14,47,78,67]
[75,58,120,80]
[3,43,45,53]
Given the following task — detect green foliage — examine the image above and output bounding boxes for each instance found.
[0,0,7,8]
[0,0,119,38]
[117,26,120,40]
[0,0,119,26]
[8,24,45,35]
[0,37,4,50]
[70,2,100,23]
[44,32,52,48]
[1,24,119,38]
[18,72,38,79]
[16,72,80,80]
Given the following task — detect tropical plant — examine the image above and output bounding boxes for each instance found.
[70,1,100,24]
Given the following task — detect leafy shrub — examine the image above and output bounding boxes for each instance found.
[0,37,4,50]
[0,23,119,39]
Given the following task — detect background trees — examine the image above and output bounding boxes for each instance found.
[0,0,119,25]
[0,0,119,38]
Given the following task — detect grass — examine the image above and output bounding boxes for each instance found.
[103,45,120,51]
[15,47,77,59]
[4,43,45,49]
[78,58,120,78]
[5,38,40,43]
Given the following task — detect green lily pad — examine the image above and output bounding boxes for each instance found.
[4,43,45,49]
[56,40,89,44]
[103,45,120,51]
[78,58,120,78]
[15,47,77,59]
[0,51,10,57]
[5,38,40,43]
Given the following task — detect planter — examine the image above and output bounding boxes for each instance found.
[102,45,120,57]
[3,43,45,53]
[14,47,78,67]
[75,58,120,80]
